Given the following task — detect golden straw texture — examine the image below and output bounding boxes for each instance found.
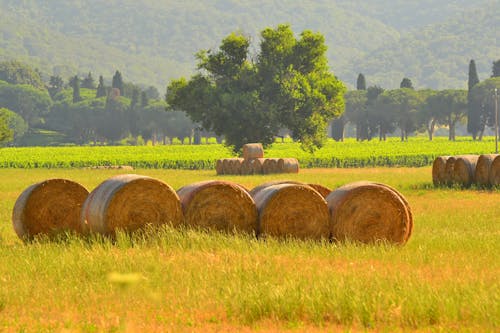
[81,174,182,235]
[242,143,264,159]
[252,183,330,240]
[12,179,89,240]
[432,156,449,186]
[177,180,258,234]
[475,154,499,186]
[326,181,412,245]
[489,155,500,186]
[452,155,479,187]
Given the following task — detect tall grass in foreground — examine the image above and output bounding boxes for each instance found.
[0,168,498,331]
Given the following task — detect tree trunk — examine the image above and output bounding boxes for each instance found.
[428,119,435,141]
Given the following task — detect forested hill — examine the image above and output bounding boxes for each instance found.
[0,0,497,89]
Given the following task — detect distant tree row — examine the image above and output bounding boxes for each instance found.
[331,60,500,142]
[0,60,198,146]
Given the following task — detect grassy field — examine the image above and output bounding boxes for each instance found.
[0,168,498,332]
[2,136,498,169]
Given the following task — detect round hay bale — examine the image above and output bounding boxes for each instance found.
[326,181,412,245]
[81,174,182,235]
[12,179,89,240]
[240,159,253,175]
[242,143,264,159]
[215,159,224,175]
[490,155,500,186]
[177,180,258,234]
[277,158,299,173]
[452,155,479,187]
[262,158,279,174]
[230,158,244,175]
[252,183,330,240]
[252,158,266,175]
[475,154,499,186]
[222,159,232,174]
[249,180,304,197]
[445,155,478,186]
[432,156,449,186]
[307,184,331,198]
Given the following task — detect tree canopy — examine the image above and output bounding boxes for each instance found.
[167,24,345,152]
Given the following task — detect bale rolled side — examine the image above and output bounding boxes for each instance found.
[252,183,330,240]
[12,179,89,240]
[489,155,500,186]
[252,158,266,175]
[222,159,232,174]
[432,156,449,186]
[277,158,300,173]
[240,159,254,175]
[177,180,258,234]
[81,174,182,235]
[215,159,224,175]
[242,143,264,159]
[230,158,244,175]
[326,181,412,245]
[249,180,304,197]
[445,155,478,186]
[475,154,499,186]
[307,184,332,198]
[262,158,279,174]
[452,155,479,187]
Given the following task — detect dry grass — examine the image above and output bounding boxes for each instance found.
[0,167,498,332]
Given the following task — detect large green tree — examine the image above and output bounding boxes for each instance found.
[344,90,368,141]
[69,75,82,103]
[0,108,13,145]
[467,59,481,139]
[424,90,467,141]
[96,75,107,98]
[167,24,345,152]
[112,71,124,95]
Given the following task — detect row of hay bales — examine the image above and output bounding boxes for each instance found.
[13,175,413,245]
[432,154,500,187]
[216,143,299,175]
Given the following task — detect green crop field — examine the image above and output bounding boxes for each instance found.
[1,136,497,169]
[0,166,498,332]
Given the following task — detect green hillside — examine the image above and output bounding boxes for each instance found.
[355,1,500,89]
[0,0,497,89]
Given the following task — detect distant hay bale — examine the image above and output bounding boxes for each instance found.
[177,180,258,234]
[12,179,89,240]
[262,158,279,174]
[230,158,244,175]
[475,154,498,186]
[445,155,477,186]
[81,174,182,235]
[326,181,412,245]
[215,160,224,175]
[222,159,232,174]
[249,180,304,197]
[452,155,479,187]
[277,158,299,173]
[240,159,253,175]
[242,143,264,159]
[490,155,500,186]
[252,158,266,174]
[252,183,330,240]
[307,184,331,198]
[432,156,450,186]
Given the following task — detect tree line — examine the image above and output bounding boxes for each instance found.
[0,61,200,146]
[332,59,500,143]
[0,25,499,151]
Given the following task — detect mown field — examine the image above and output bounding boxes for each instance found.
[0,166,498,332]
[1,136,497,169]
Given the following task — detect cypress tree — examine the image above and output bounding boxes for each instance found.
[356,73,366,90]
[112,70,124,95]
[96,75,106,98]
[69,75,82,103]
[467,59,481,139]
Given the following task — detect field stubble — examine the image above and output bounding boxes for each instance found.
[0,168,498,332]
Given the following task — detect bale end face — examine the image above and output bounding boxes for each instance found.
[177,180,258,234]
[81,174,183,235]
[12,179,89,240]
[326,181,412,245]
[253,183,330,240]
